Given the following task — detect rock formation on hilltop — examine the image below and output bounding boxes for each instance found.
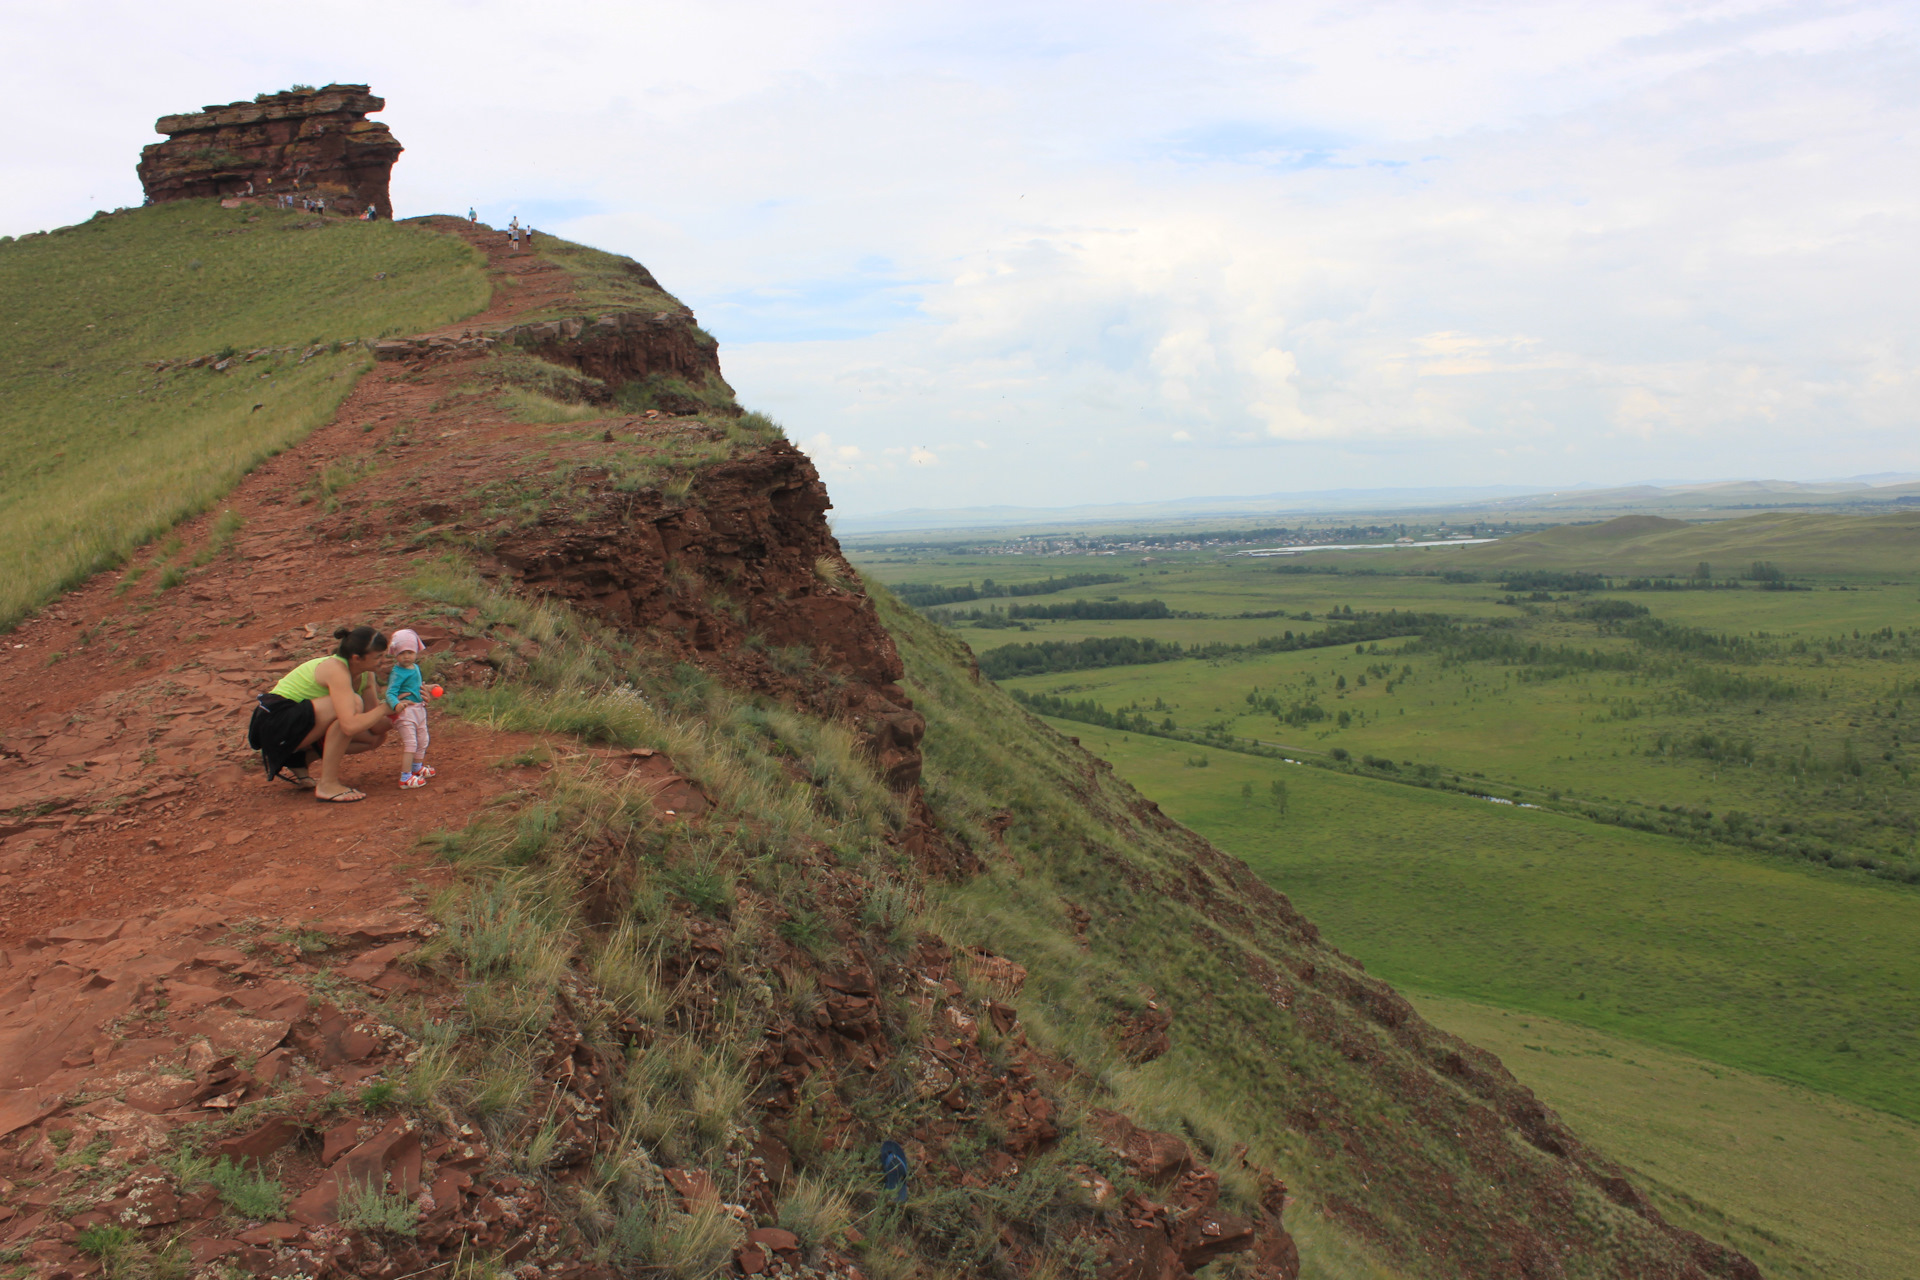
[137,84,402,217]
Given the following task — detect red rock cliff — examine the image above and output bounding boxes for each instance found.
[137,84,402,217]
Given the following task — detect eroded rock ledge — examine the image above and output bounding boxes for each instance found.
[137,84,401,217]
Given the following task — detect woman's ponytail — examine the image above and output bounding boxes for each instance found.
[333,626,389,659]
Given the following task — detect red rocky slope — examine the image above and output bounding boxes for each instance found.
[0,200,1758,1280]
[0,210,1299,1278]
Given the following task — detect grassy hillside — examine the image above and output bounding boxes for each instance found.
[0,200,488,629]
[1054,724,1920,1122]
[1410,994,1920,1280]
[877,595,1756,1278]
[396,557,1737,1279]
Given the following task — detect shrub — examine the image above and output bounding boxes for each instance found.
[779,907,832,953]
[1574,599,1649,622]
[338,1178,420,1236]
[611,1200,741,1278]
[666,866,733,917]
[74,1224,135,1258]
[206,1155,287,1219]
[860,880,916,946]
[776,1174,854,1249]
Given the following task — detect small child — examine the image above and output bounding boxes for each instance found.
[386,629,435,788]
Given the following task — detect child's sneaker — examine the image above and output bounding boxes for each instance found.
[399,773,427,789]
[413,764,436,779]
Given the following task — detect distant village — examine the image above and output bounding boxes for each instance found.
[859,519,1531,558]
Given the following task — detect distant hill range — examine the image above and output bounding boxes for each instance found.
[835,474,1920,536]
[1446,509,1920,577]
[1485,475,1920,513]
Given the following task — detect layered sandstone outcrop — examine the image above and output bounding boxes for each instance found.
[137,84,402,217]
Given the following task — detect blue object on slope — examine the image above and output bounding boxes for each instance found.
[880,1139,909,1204]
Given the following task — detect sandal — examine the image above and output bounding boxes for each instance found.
[277,768,318,789]
[315,788,367,804]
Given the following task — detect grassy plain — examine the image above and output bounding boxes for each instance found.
[1452,510,1920,577]
[859,552,1496,620]
[1012,621,1919,860]
[1407,994,1920,1280]
[0,199,488,628]
[864,541,1920,874]
[855,548,1920,643]
[1266,510,1920,578]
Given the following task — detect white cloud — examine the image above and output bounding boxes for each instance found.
[10,1,1918,512]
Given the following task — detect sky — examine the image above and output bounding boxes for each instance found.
[7,1,1918,516]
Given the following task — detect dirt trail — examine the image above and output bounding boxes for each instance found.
[0,216,604,949]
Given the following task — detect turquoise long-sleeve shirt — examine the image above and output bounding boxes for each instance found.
[386,663,424,708]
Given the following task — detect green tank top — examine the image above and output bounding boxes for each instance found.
[272,656,370,703]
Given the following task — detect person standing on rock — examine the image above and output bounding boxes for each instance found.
[246,626,395,803]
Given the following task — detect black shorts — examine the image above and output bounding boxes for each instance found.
[247,693,317,779]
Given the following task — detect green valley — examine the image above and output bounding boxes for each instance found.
[851,510,1920,1277]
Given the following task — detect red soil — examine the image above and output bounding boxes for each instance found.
[0,218,584,949]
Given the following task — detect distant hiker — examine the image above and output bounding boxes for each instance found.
[468,206,476,224]
[246,626,394,803]
[526,226,536,248]
[509,225,520,253]
[386,628,436,789]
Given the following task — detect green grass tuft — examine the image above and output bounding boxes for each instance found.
[337,1177,420,1236]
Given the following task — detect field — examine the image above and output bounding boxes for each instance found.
[852,513,1920,1276]
[1407,994,1920,1280]
[0,199,488,629]
[865,551,1920,878]
[1435,510,1920,578]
